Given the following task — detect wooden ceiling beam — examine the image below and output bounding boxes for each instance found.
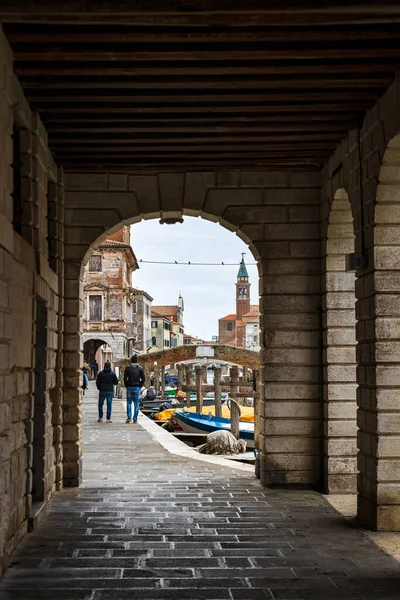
[12,47,400,62]
[14,63,400,77]
[46,133,341,143]
[27,91,379,103]
[18,77,391,91]
[34,102,370,114]
[45,124,350,134]
[1,1,400,26]
[7,25,400,45]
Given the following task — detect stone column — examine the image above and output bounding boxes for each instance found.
[160,366,165,399]
[62,264,83,488]
[253,369,260,450]
[214,366,222,418]
[357,142,400,530]
[49,167,65,491]
[201,365,207,384]
[195,365,203,414]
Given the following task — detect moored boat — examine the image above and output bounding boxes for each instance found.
[173,411,255,449]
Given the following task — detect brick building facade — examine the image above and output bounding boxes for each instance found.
[218,256,260,349]
[82,227,139,363]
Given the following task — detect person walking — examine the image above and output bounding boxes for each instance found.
[96,360,118,423]
[91,359,99,380]
[124,354,145,423]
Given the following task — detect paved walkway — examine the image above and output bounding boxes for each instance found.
[1,383,400,600]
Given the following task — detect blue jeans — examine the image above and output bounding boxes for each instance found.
[126,386,141,421]
[98,391,113,420]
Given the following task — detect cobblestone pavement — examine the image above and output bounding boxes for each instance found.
[1,383,400,600]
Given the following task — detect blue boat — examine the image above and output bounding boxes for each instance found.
[173,411,255,449]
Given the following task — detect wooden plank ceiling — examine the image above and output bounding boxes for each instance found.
[2,1,400,171]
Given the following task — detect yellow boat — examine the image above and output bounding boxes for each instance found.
[156,404,254,423]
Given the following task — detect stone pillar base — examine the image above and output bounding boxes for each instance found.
[63,458,83,488]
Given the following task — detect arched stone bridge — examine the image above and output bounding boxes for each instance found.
[118,344,260,370]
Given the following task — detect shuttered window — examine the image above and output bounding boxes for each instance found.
[89,295,102,321]
[89,255,102,272]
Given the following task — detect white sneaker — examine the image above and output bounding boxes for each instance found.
[106,419,112,423]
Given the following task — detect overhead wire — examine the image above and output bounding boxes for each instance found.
[137,259,257,266]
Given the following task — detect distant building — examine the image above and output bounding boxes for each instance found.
[218,256,260,350]
[152,294,185,348]
[183,334,203,345]
[150,311,173,352]
[132,288,153,353]
[82,227,140,366]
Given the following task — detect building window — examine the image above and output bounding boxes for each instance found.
[151,320,158,328]
[89,255,102,272]
[164,340,170,347]
[152,336,157,346]
[89,295,102,321]
[145,304,150,316]
[171,338,177,347]
[164,322,170,330]
[227,322,233,331]
[132,301,137,314]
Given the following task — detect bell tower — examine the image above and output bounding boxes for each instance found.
[236,254,251,320]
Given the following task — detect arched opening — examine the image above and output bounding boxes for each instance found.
[76,214,261,476]
[83,338,113,373]
[324,189,358,494]
[62,170,322,489]
[357,133,400,530]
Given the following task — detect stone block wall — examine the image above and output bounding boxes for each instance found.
[64,169,323,488]
[0,27,65,575]
[321,73,400,528]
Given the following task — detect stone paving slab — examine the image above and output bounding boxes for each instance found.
[1,383,400,599]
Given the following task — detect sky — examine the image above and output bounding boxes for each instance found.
[130,217,259,340]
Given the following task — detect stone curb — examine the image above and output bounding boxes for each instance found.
[137,410,255,474]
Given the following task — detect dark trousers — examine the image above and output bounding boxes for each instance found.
[98,391,113,420]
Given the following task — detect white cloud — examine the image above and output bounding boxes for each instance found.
[130,217,258,340]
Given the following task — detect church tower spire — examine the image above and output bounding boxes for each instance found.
[236,254,250,321]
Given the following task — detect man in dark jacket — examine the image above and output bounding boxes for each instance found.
[96,360,118,423]
[124,354,145,423]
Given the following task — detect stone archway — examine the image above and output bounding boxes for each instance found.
[323,189,357,494]
[62,169,323,489]
[356,134,400,530]
[82,338,107,364]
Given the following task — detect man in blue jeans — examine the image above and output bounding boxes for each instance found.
[124,354,145,423]
[96,361,118,423]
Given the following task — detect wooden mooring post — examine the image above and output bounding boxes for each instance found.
[153,364,160,396]
[195,364,203,414]
[184,364,192,408]
[229,398,241,440]
[160,365,166,399]
[230,366,239,404]
[214,366,222,418]
[177,364,184,391]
